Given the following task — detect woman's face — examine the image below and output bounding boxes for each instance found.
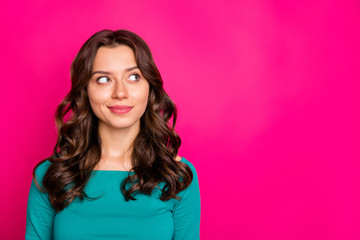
[87,45,150,132]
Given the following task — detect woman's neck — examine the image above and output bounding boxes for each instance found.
[95,122,139,171]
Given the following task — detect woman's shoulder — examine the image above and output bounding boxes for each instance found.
[33,159,52,183]
[178,156,198,175]
[175,156,200,198]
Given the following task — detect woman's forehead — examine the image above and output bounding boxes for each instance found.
[93,45,137,71]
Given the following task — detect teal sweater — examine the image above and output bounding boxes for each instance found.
[26,158,200,240]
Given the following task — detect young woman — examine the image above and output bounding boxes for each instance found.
[26,29,200,240]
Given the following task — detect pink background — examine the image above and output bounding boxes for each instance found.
[1,1,359,239]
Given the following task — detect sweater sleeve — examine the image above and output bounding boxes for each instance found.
[26,161,56,240]
[172,158,201,240]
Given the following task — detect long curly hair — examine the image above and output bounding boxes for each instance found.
[33,29,193,212]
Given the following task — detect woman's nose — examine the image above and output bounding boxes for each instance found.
[112,80,128,99]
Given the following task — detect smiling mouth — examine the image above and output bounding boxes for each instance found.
[108,105,133,114]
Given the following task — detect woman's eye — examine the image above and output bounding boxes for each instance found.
[97,76,110,84]
[128,73,140,82]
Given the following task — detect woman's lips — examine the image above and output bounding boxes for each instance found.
[108,105,133,114]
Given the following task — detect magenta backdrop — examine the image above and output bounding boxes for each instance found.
[1,1,359,239]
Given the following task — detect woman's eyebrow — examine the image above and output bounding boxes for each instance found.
[91,71,111,77]
[91,66,139,77]
[125,66,139,72]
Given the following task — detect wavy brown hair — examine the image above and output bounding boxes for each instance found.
[33,29,193,212]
